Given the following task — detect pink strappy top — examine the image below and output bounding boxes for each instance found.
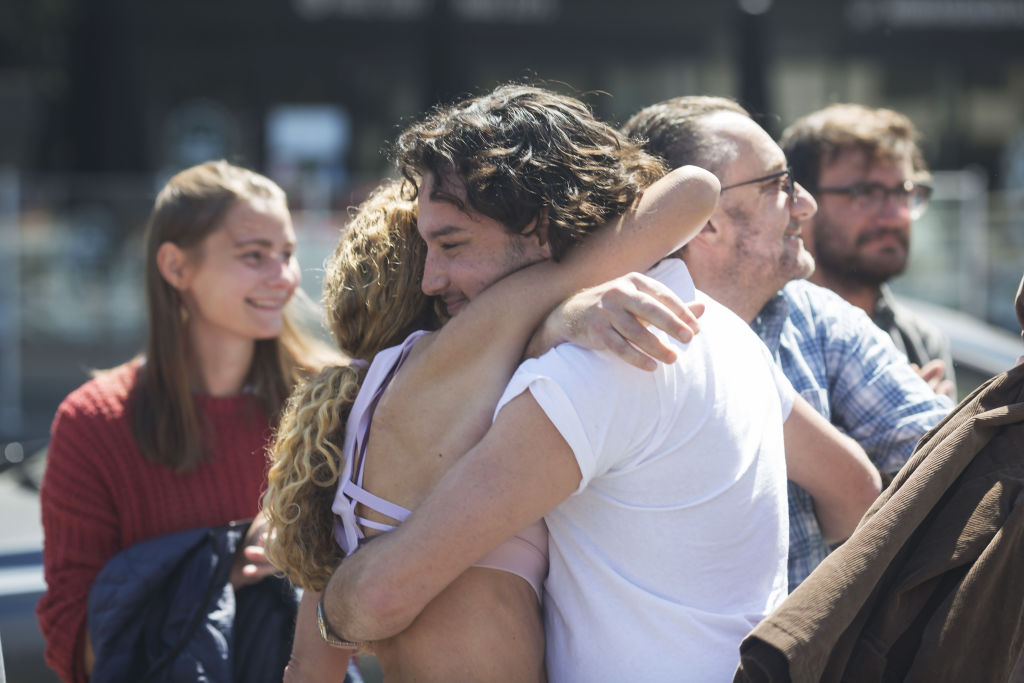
[331,330,548,600]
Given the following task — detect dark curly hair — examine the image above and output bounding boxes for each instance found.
[393,83,667,260]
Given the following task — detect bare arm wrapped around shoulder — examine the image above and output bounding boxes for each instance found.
[525,272,707,370]
[409,165,719,386]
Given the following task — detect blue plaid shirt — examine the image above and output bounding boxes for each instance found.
[751,280,953,591]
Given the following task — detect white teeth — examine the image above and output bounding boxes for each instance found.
[248,299,285,308]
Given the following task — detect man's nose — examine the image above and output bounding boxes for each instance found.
[420,251,448,296]
[792,182,818,219]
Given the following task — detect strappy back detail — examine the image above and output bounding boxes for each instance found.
[330,329,549,600]
[331,330,426,554]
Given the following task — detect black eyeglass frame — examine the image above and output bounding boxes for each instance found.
[720,167,795,204]
[815,179,933,208]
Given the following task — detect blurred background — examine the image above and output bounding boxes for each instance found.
[1,0,1024,679]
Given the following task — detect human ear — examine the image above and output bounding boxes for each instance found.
[156,242,190,290]
[697,214,720,240]
[678,217,718,261]
[522,207,551,248]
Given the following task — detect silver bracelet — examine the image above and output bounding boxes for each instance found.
[316,594,361,649]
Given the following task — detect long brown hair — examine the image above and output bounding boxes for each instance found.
[264,178,441,591]
[132,159,339,472]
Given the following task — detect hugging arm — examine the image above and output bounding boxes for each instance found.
[527,271,706,370]
[404,165,719,390]
[322,391,577,643]
[783,396,883,544]
[312,167,717,652]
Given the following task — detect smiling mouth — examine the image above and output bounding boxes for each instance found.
[246,298,288,310]
[443,296,467,316]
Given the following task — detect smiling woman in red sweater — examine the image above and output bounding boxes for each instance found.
[35,160,340,683]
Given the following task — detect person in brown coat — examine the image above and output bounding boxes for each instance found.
[734,273,1024,682]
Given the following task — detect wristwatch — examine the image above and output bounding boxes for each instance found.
[316,594,361,649]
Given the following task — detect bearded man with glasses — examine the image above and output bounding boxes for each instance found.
[781,103,956,398]
[623,96,953,591]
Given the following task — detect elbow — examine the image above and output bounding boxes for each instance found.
[852,466,884,515]
[821,469,884,545]
[350,569,420,640]
[673,164,721,215]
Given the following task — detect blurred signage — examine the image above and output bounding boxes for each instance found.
[161,99,242,173]
[293,0,424,19]
[450,0,560,21]
[266,104,351,220]
[846,0,1024,29]
[292,0,560,21]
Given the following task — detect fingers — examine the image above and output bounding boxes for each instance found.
[626,296,697,346]
[600,328,659,371]
[934,379,956,398]
[916,358,946,381]
[231,543,277,588]
[244,544,267,562]
[245,514,269,545]
[679,301,706,326]
[618,273,701,344]
[553,272,706,371]
[241,561,278,580]
[602,305,679,368]
[912,359,953,397]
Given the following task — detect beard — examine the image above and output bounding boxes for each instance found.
[728,219,816,300]
[812,219,909,287]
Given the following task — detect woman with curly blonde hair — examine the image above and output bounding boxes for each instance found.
[264,86,721,682]
[266,179,438,591]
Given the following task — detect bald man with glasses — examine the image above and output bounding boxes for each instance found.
[780,103,956,397]
[623,96,953,590]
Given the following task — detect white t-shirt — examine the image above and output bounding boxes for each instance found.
[495,259,793,683]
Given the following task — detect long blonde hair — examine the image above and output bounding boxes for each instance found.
[264,179,441,591]
[131,160,339,472]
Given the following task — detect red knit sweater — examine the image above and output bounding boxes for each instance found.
[36,362,274,683]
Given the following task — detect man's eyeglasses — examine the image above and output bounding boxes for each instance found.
[720,167,795,205]
[816,180,933,220]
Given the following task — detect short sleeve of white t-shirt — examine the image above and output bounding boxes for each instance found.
[496,278,795,489]
[497,342,681,491]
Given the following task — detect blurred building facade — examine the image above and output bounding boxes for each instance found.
[2,0,1024,442]
[3,0,1023,180]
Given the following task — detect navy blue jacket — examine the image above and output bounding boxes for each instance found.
[87,521,298,683]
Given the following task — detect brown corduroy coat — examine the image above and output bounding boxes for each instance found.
[734,362,1024,683]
